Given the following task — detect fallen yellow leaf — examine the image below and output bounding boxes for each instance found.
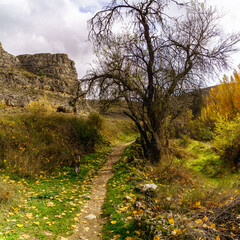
[195,219,203,226]
[111,220,117,224]
[26,213,33,219]
[17,224,23,228]
[47,201,55,207]
[208,222,216,229]
[168,218,175,224]
[203,216,208,222]
[153,237,164,240]
[172,229,181,236]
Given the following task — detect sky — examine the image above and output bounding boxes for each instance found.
[0,0,240,81]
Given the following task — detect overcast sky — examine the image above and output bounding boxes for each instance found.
[0,0,239,81]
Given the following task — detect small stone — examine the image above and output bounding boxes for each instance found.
[124,196,132,201]
[142,184,157,191]
[85,214,97,220]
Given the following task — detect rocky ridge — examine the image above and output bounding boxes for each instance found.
[0,42,80,110]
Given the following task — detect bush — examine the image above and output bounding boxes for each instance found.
[0,113,102,177]
[27,95,55,114]
[214,115,240,168]
[188,118,214,141]
[69,117,101,152]
[87,111,104,129]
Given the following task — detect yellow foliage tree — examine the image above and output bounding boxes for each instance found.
[202,66,240,123]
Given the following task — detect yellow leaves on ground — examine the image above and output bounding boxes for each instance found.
[153,237,164,240]
[33,222,40,225]
[111,220,117,224]
[171,229,182,236]
[216,236,221,240]
[47,201,55,207]
[84,227,89,232]
[208,222,216,229]
[25,212,33,219]
[193,201,203,209]
[6,219,16,222]
[17,224,23,228]
[203,216,208,222]
[11,207,18,212]
[46,221,55,226]
[195,219,203,226]
[168,217,175,224]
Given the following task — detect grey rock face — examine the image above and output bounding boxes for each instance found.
[0,42,80,110]
[17,53,78,83]
[0,42,20,68]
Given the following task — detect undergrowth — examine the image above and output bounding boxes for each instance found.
[102,140,240,240]
[0,112,101,177]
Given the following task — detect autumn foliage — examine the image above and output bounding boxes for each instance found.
[201,66,240,123]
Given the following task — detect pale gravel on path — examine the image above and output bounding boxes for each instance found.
[67,143,129,240]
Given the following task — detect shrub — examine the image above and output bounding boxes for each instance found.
[0,113,102,177]
[27,95,55,114]
[188,118,214,141]
[214,115,240,168]
[69,117,101,153]
[87,111,104,129]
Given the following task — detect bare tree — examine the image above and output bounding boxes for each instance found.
[82,0,240,163]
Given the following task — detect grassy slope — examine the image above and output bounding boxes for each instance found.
[0,110,138,240]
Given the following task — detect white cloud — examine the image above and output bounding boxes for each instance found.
[0,0,103,78]
[0,0,240,80]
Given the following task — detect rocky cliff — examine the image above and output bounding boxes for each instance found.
[0,42,80,111]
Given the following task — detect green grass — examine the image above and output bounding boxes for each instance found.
[0,148,109,239]
[101,144,145,240]
[179,138,240,188]
[183,140,224,178]
[101,117,139,144]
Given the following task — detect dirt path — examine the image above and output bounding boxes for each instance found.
[67,143,129,240]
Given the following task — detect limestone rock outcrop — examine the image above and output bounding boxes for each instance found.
[0,42,20,68]
[0,42,80,110]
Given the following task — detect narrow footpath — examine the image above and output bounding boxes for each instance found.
[68,143,129,240]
